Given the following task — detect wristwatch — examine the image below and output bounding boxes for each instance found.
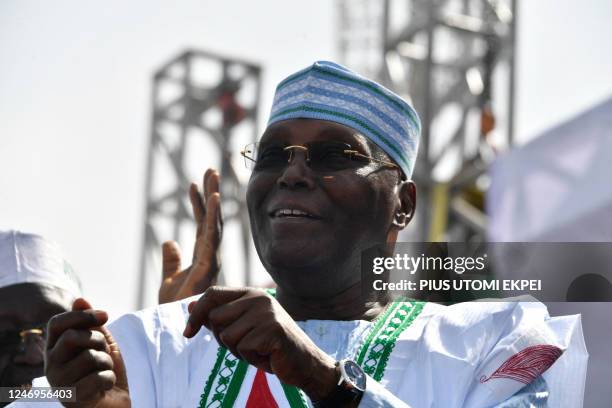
[313,359,366,407]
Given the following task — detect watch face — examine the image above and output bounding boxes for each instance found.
[344,360,366,391]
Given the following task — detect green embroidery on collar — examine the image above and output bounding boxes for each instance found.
[199,348,248,408]
[356,301,403,367]
[224,359,249,406]
[361,301,425,381]
[198,293,425,407]
[200,347,227,407]
[281,382,309,408]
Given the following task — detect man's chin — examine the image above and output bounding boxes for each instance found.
[264,242,330,270]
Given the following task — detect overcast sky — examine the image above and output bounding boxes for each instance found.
[1,0,612,317]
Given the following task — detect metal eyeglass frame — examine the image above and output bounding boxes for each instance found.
[240,143,400,172]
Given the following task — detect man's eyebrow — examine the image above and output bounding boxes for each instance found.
[315,127,367,148]
[354,133,370,150]
[341,132,370,153]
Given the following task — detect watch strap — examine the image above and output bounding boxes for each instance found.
[312,360,365,408]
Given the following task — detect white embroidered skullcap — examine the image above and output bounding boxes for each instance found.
[0,230,81,297]
[268,61,421,178]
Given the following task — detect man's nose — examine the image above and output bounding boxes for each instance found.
[12,336,45,366]
[277,149,316,190]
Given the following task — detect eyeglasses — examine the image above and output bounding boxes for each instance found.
[240,141,399,173]
[0,325,46,351]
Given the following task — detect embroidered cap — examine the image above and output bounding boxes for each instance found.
[267,61,421,178]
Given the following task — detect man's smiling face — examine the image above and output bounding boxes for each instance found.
[246,118,406,296]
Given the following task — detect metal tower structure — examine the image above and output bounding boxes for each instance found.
[338,0,385,80]
[137,50,262,308]
[339,0,517,243]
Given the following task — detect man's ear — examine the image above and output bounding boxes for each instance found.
[392,180,416,230]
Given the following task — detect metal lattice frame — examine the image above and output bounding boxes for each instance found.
[339,0,517,242]
[137,50,262,308]
[338,0,386,80]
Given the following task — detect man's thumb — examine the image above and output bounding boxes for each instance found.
[72,297,93,311]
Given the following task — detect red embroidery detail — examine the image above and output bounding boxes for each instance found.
[246,369,279,408]
[480,345,563,385]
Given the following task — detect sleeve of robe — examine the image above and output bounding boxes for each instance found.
[106,294,204,407]
[361,298,587,408]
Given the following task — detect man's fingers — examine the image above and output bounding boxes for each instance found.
[73,370,116,402]
[48,329,108,365]
[205,192,222,246]
[193,192,222,266]
[191,168,219,227]
[179,194,222,298]
[207,299,253,343]
[184,286,249,338]
[234,326,274,372]
[203,169,220,202]
[189,182,206,226]
[189,169,222,266]
[47,308,108,350]
[218,325,256,364]
[100,325,129,390]
[56,349,114,385]
[162,241,182,280]
[202,168,212,202]
[215,309,258,355]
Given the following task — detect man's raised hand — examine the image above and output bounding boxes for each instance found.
[45,298,129,408]
[158,168,223,304]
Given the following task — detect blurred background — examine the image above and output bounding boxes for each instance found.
[1,1,611,405]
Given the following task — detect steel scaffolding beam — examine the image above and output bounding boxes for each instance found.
[338,0,386,79]
[338,0,517,242]
[137,50,262,308]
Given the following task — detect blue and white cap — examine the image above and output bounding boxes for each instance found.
[267,61,421,178]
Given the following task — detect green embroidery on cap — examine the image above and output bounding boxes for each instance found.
[276,65,420,130]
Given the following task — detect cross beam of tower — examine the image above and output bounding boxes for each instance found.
[137,50,262,308]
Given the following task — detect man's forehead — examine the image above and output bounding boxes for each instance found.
[261,119,369,149]
[0,282,71,324]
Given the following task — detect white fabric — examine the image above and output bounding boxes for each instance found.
[0,230,80,297]
[487,96,612,242]
[10,297,587,407]
[487,96,610,407]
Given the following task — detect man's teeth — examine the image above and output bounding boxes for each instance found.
[275,209,312,217]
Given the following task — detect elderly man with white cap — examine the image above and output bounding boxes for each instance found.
[31,62,587,407]
[0,230,80,401]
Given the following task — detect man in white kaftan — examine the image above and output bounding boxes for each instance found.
[23,61,589,408]
[100,295,586,407]
[19,294,586,407]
